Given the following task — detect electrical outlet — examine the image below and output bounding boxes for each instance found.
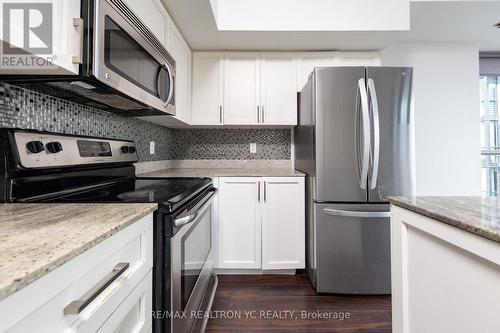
[150,141,155,155]
[250,143,257,154]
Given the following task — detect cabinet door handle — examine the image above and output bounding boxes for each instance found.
[72,18,84,64]
[64,262,129,315]
[219,105,223,124]
[261,105,265,124]
[264,181,267,202]
[257,106,260,123]
[258,181,261,202]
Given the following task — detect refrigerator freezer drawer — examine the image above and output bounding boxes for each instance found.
[315,203,391,294]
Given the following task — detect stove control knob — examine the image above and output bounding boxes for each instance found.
[121,146,129,154]
[128,146,136,153]
[26,141,45,154]
[46,141,63,154]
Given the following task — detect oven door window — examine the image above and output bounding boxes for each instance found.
[181,207,212,309]
[104,16,171,101]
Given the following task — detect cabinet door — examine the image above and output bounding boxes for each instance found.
[296,52,335,91]
[192,52,224,125]
[122,0,166,44]
[0,0,81,75]
[332,52,381,66]
[169,24,191,123]
[260,54,298,125]
[97,271,152,333]
[262,177,305,270]
[224,53,261,125]
[218,177,262,269]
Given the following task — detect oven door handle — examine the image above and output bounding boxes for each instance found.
[174,189,217,227]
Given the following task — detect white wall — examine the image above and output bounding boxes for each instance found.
[381,43,481,196]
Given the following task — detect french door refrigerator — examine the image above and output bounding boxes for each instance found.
[295,66,414,294]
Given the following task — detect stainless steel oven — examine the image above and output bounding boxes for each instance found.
[153,187,218,333]
[171,188,217,333]
[1,0,176,117]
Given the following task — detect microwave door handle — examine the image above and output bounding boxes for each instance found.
[156,63,174,106]
[368,78,380,190]
[155,66,162,101]
[163,63,174,105]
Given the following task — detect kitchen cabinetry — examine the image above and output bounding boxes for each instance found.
[0,214,153,333]
[217,177,305,270]
[260,54,298,125]
[122,0,168,45]
[191,53,225,125]
[296,52,335,90]
[191,51,380,126]
[296,51,381,90]
[0,0,81,75]
[168,24,192,123]
[218,177,262,268]
[223,53,262,125]
[261,177,305,269]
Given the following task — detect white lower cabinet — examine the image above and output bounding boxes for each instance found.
[261,177,305,269]
[217,177,305,271]
[218,177,262,269]
[97,271,152,333]
[0,213,153,333]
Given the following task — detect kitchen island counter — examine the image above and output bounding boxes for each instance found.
[0,203,157,301]
[390,196,500,333]
[389,196,500,243]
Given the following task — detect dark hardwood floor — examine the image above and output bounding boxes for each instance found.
[205,273,391,333]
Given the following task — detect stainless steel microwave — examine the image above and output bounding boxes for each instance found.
[0,0,176,117]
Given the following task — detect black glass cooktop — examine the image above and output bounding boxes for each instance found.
[43,177,212,213]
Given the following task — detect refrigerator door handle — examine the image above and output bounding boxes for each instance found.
[368,78,380,190]
[323,208,390,218]
[356,78,370,190]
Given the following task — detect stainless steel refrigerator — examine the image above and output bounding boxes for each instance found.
[295,66,414,294]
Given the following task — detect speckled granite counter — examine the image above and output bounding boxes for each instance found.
[140,168,305,178]
[389,196,500,244]
[0,203,157,301]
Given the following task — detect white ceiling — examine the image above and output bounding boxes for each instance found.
[161,0,500,51]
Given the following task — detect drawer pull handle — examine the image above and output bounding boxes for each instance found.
[64,262,129,315]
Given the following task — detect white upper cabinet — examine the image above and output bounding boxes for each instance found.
[122,0,167,44]
[218,177,262,269]
[0,0,82,75]
[261,177,305,270]
[168,24,191,123]
[191,53,224,125]
[296,52,335,91]
[333,51,381,66]
[223,53,261,125]
[189,51,381,127]
[260,54,298,125]
[296,51,381,91]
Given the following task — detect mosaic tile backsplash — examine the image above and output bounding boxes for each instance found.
[0,83,291,161]
[171,129,290,160]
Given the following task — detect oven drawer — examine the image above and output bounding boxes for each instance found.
[3,213,153,333]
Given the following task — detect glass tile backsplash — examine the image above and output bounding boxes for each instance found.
[0,83,291,161]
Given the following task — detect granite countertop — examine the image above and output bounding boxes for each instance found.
[0,203,157,302]
[140,168,305,178]
[389,196,500,244]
